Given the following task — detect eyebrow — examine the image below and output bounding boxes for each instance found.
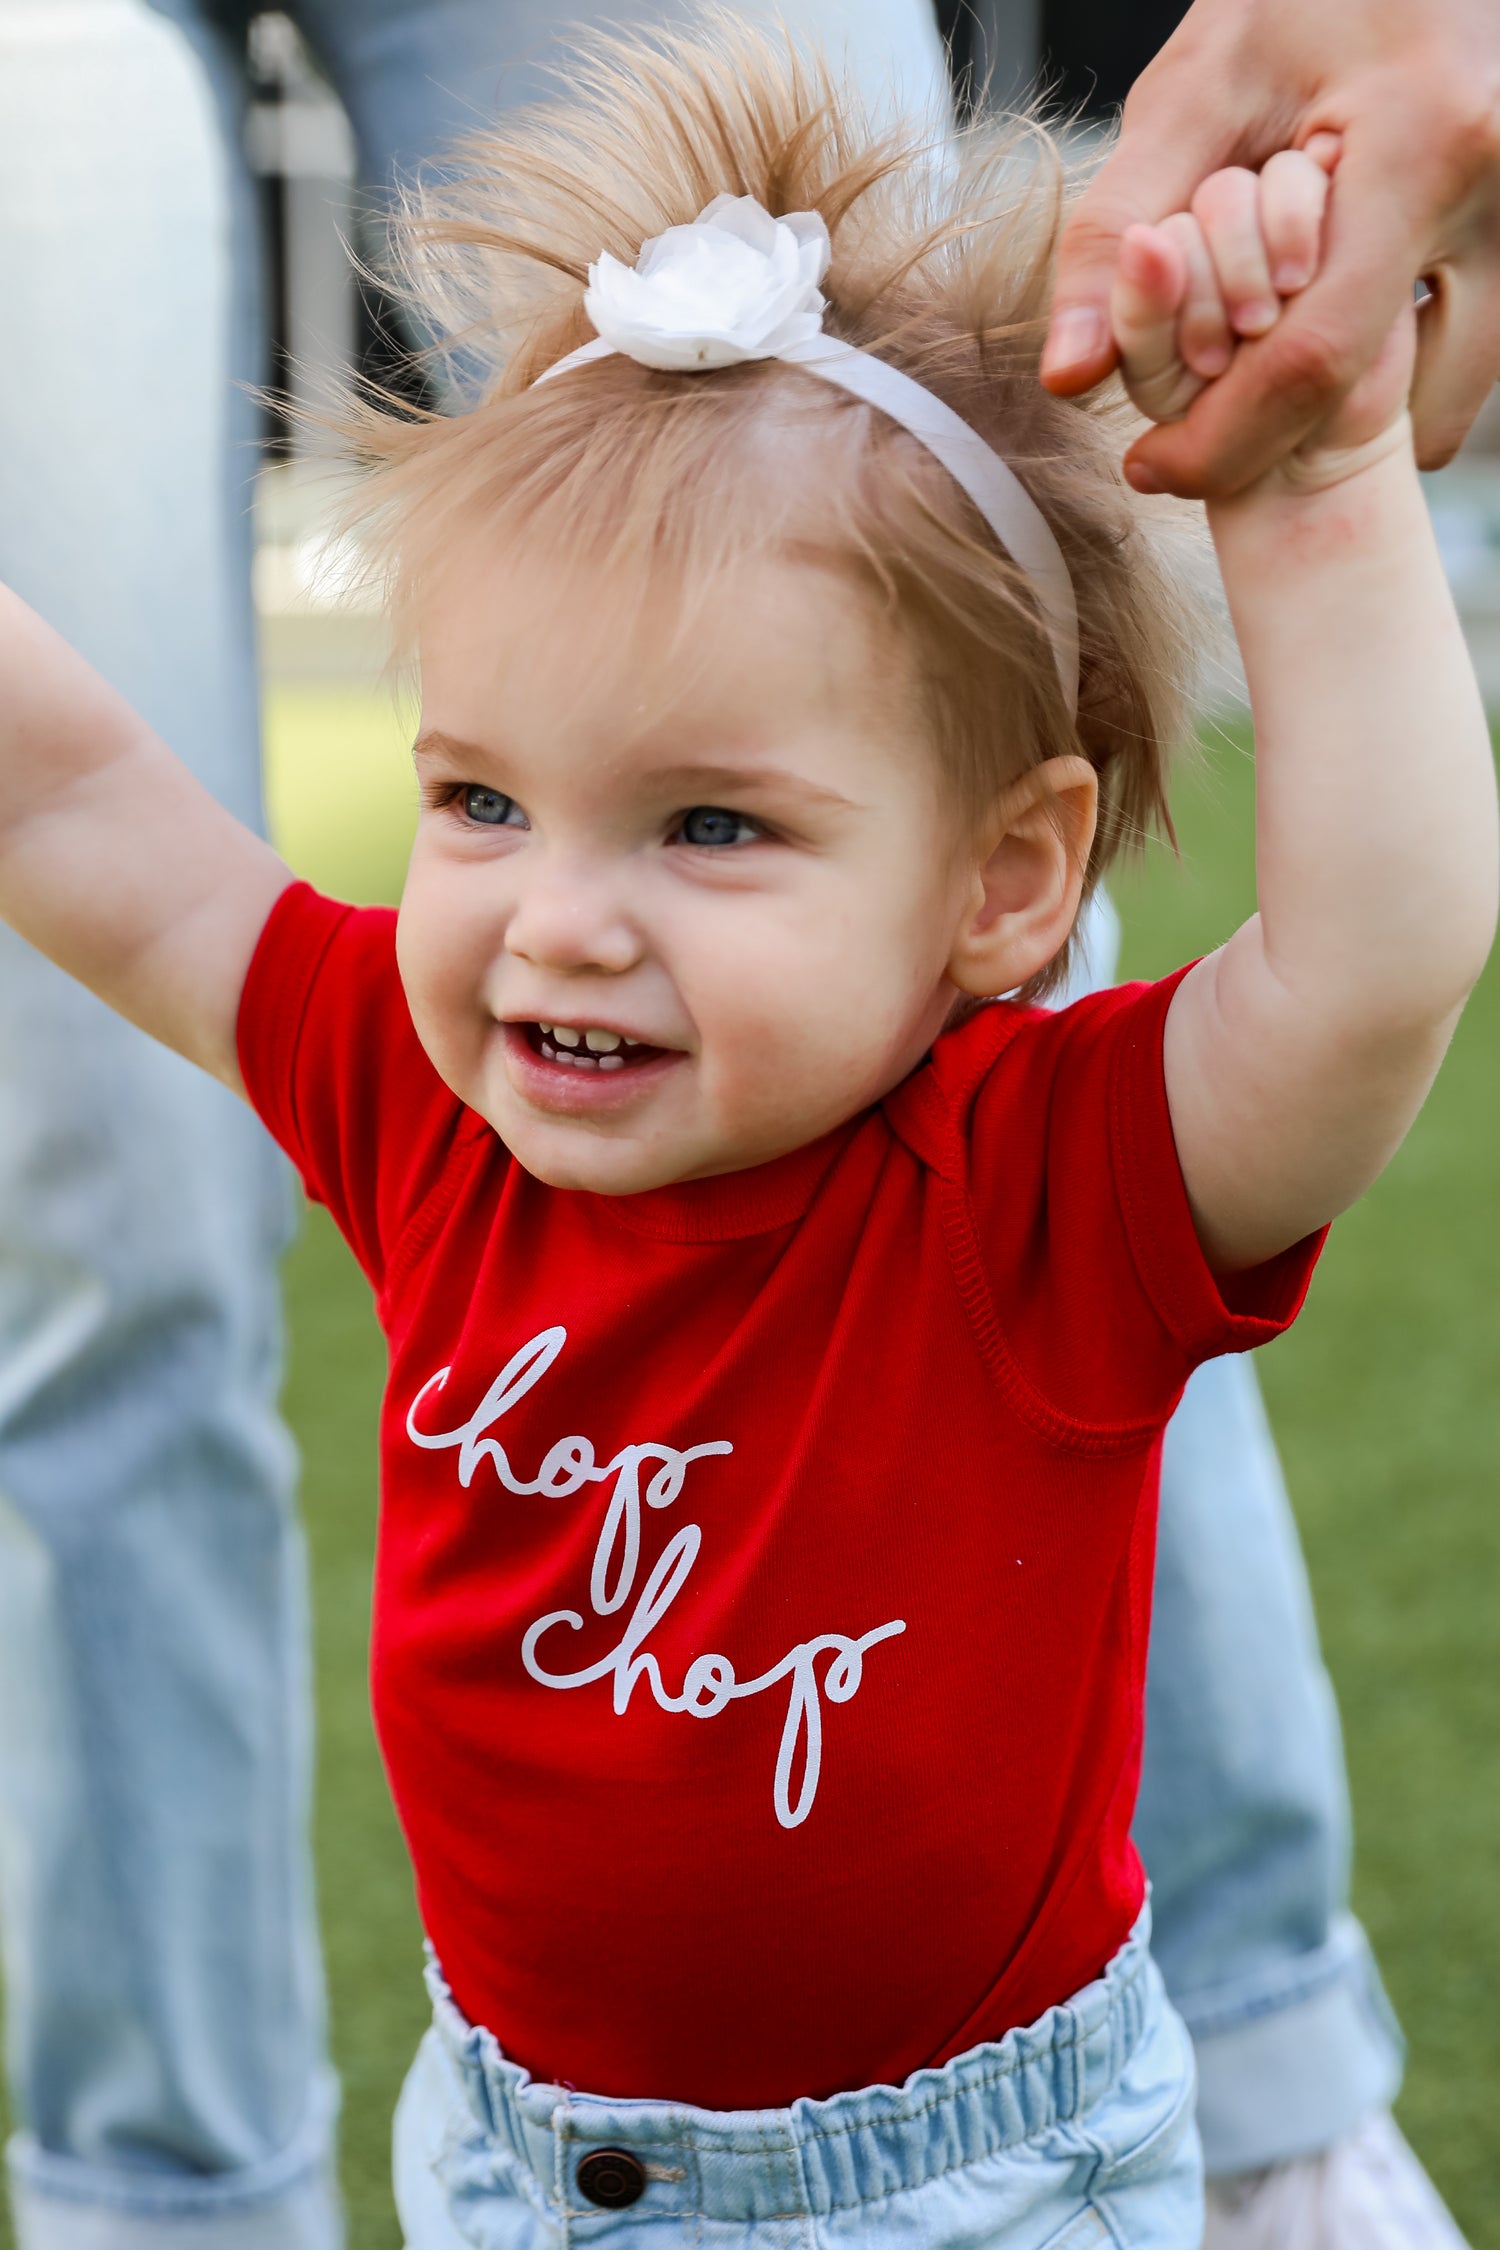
[412,729,493,765]
[643,763,858,811]
[412,733,858,813]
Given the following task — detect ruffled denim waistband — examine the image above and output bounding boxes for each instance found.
[425,1909,1159,2226]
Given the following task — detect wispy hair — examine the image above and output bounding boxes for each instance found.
[337,9,1213,988]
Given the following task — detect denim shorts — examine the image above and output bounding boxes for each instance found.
[392,1909,1202,2249]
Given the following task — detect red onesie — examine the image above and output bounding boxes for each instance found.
[238,882,1321,2111]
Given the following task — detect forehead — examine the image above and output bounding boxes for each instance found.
[415,536,916,763]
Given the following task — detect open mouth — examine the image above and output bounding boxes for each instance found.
[523,1022,667,1073]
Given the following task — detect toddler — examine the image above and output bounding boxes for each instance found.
[0,17,1492,2247]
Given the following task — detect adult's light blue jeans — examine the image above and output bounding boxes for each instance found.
[0,4,1399,2246]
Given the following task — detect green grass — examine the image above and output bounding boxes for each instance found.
[263,684,420,908]
[1,693,1496,2247]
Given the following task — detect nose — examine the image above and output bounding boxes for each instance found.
[503,850,645,978]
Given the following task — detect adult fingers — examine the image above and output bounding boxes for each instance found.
[1410,262,1500,468]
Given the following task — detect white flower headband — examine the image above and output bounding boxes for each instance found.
[534,195,1080,717]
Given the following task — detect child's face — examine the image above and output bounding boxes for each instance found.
[399,546,983,1194]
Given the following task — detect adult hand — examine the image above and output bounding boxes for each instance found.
[1039,0,1500,497]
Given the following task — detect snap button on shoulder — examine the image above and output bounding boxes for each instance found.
[576,2147,647,2209]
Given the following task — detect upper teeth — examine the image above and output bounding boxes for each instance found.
[538,1024,642,1056]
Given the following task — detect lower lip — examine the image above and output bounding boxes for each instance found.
[501,1024,685,1115]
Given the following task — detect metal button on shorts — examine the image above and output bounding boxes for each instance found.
[576,2148,647,2209]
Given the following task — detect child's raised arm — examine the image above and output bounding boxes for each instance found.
[0,586,292,1090]
[1110,151,1499,1273]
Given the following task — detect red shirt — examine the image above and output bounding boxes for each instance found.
[238,882,1321,2109]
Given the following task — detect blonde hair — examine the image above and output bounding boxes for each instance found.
[343,9,1208,989]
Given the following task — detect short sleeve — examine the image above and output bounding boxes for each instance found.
[236,881,479,1292]
[909,972,1324,1436]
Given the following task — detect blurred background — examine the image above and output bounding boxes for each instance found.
[250,0,1500,717]
[1,5,1498,2246]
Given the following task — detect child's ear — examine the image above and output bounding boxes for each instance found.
[947,756,1099,998]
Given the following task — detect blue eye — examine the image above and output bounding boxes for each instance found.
[463,786,526,828]
[678,805,755,848]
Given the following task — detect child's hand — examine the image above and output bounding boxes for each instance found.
[1109,142,1416,492]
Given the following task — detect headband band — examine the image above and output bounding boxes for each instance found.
[532,196,1080,717]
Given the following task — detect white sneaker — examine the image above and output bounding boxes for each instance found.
[1205,2112,1468,2250]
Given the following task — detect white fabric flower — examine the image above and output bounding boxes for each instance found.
[583,194,831,372]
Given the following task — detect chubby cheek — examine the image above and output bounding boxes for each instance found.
[395,884,497,1099]
[686,914,938,1140]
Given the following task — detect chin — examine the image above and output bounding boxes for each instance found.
[504,1123,689,1197]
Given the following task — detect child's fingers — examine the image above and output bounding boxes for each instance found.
[1165,211,1233,380]
[1122,147,1333,417]
[1111,222,1185,371]
[1190,165,1279,339]
[1111,223,1205,424]
[1302,130,1343,176]
[1258,149,1331,296]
